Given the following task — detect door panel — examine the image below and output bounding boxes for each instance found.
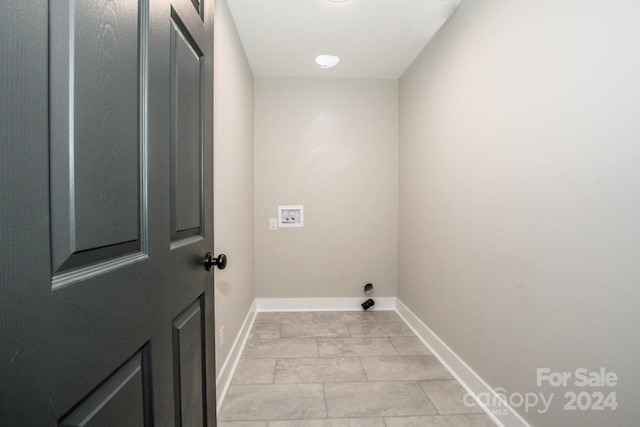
[172,296,206,426]
[171,17,204,239]
[69,0,141,252]
[59,347,152,427]
[50,0,145,273]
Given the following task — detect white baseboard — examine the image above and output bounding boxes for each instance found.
[256,297,396,312]
[216,299,257,414]
[395,299,530,427]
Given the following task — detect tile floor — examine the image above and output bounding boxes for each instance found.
[218,311,496,427]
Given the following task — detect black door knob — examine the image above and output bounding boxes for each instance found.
[204,252,227,271]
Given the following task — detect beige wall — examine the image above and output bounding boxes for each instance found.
[254,78,398,299]
[398,1,640,426]
[213,0,255,375]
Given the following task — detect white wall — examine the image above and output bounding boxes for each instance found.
[398,1,640,426]
[254,78,398,300]
[213,0,255,375]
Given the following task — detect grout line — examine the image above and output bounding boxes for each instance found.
[417,380,441,415]
[271,358,278,384]
[321,382,329,419]
[358,356,370,382]
[387,336,401,355]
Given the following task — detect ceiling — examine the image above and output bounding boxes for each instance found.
[226,0,463,79]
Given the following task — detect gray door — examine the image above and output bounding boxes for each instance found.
[0,0,216,425]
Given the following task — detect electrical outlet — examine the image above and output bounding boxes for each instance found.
[269,218,278,231]
[220,325,224,351]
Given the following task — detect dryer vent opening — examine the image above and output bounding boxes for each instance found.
[363,283,374,295]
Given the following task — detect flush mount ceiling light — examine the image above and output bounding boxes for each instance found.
[326,0,351,2]
[315,54,340,69]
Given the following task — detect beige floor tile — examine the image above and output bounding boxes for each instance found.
[389,336,431,356]
[255,312,314,324]
[317,337,398,357]
[274,357,366,383]
[324,381,438,418]
[347,321,414,337]
[372,311,402,322]
[384,414,495,427]
[232,359,277,384]
[250,323,282,340]
[243,338,318,359]
[420,380,484,415]
[360,356,452,381]
[281,322,350,339]
[268,419,385,427]
[312,311,376,323]
[219,384,326,421]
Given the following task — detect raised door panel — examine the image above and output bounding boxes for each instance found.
[59,348,152,427]
[73,0,140,251]
[191,0,203,20]
[170,13,204,242]
[50,0,145,274]
[172,297,206,426]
